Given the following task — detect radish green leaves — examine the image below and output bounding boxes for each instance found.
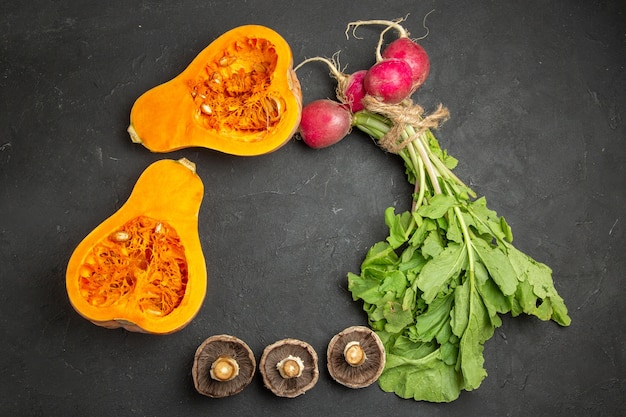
[348,112,571,402]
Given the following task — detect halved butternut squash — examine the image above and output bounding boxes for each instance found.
[128,25,302,156]
[65,158,206,334]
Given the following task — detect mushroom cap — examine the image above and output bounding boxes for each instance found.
[192,334,256,398]
[259,338,319,398]
[326,325,386,389]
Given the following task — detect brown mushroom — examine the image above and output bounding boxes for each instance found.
[326,325,386,389]
[192,334,256,398]
[259,338,319,398]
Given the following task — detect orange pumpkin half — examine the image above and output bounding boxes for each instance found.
[128,25,302,156]
[66,158,206,334]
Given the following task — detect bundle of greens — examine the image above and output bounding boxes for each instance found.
[294,16,571,402]
[347,104,571,402]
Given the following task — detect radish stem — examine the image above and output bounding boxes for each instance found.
[420,130,475,196]
[352,111,391,136]
[407,143,426,211]
[404,124,442,195]
[353,110,445,209]
[414,153,426,210]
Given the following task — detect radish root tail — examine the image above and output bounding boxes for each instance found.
[294,51,347,82]
[345,16,410,41]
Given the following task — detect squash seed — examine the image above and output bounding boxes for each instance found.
[200,103,212,115]
[110,231,130,242]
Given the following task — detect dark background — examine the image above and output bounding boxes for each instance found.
[1,1,624,416]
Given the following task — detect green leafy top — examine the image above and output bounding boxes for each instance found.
[348,111,570,402]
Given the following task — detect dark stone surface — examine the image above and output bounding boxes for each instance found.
[1,1,624,415]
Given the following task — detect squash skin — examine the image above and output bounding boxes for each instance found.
[65,159,206,334]
[128,25,302,156]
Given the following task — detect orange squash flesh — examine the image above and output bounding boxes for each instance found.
[66,158,206,334]
[128,25,302,156]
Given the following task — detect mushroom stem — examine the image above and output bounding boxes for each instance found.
[276,355,304,379]
[210,355,240,382]
[343,341,367,367]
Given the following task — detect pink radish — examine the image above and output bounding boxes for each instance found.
[364,58,413,104]
[339,69,367,112]
[298,99,352,149]
[295,56,368,112]
[382,37,430,89]
[346,17,431,91]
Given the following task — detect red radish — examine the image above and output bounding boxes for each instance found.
[339,69,367,112]
[298,99,352,149]
[294,56,367,112]
[382,37,430,89]
[346,17,432,92]
[364,58,413,104]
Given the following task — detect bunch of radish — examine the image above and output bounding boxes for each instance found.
[295,18,431,149]
[294,16,571,404]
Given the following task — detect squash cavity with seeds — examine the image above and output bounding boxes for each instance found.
[65,158,206,334]
[128,25,302,156]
